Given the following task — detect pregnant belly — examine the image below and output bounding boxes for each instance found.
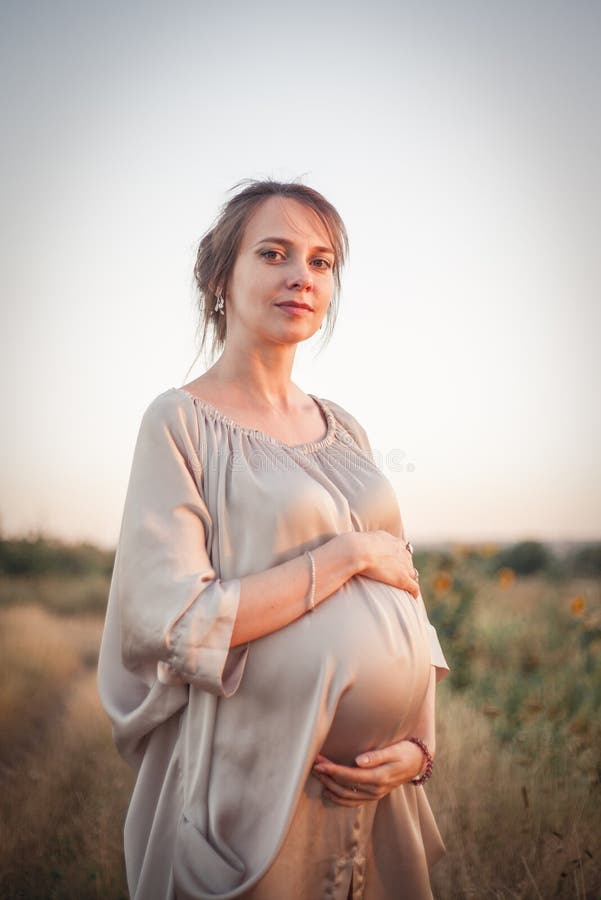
[175,579,432,898]
[229,575,432,766]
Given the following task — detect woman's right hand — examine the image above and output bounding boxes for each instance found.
[354,530,420,600]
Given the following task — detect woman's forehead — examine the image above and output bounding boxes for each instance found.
[240,196,332,249]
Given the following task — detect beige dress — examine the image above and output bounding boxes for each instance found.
[97,387,450,900]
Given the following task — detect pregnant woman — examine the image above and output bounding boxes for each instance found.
[97,178,450,900]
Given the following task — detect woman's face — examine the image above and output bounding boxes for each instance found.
[224,195,336,348]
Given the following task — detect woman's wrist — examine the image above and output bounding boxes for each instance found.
[338,531,369,575]
[407,737,434,785]
[399,739,425,775]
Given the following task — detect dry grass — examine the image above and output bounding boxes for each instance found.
[0,605,81,764]
[429,688,599,899]
[0,606,133,900]
[0,563,599,899]
[427,571,601,899]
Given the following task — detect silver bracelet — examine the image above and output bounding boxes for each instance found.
[305,550,316,613]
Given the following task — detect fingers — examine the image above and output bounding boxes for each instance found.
[355,745,402,767]
[398,539,420,600]
[312,758,375,794]
[399,541,413,564]
[313,768,377,796]
[312,756,386,805]
[358,742,423,784]
[312,769,378,805]
[406,577,420,600]
[313,757,379,781]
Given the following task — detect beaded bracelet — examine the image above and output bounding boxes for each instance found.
[408,736,434,785]
[305,550,316,613]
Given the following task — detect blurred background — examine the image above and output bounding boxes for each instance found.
[1,1,599,897]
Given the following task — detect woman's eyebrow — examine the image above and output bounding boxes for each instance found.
[253,236,335,255]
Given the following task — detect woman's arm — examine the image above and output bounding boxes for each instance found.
[230,532,364,647]
[230,528,421,648]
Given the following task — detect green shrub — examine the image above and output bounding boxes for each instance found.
[566,542,601,577]
[0,536,114,578]
[490,540,553,576]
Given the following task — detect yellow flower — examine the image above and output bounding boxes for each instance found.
[453,543,472,560]
[481,543,499,558]
[497,567,515,588]
[433,571,453,593]
[570,595,586,616]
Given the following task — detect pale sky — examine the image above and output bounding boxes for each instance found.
[1,1,599,549]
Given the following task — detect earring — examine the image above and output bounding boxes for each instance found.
[214,293,225,315]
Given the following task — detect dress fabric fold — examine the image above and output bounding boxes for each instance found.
[97,388,450,899]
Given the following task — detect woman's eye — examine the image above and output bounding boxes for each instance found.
[260,249,332,269]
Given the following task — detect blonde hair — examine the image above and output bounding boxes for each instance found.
[188,177,350,371]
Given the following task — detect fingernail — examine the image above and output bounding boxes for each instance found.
[356,754,369,765]
[313,764,325,772]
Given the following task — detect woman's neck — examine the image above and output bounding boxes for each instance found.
[207,344,302,410]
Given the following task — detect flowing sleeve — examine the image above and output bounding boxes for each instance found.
[322,396,451,682]
[420,598,451,682]
[97,390,249,766]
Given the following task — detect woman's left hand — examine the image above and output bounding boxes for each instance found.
[311,739,427,807]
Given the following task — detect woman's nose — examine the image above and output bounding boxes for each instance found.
[287,266,313,291]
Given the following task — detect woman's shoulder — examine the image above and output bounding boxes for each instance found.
[133,388,204,463]
[140,387,198,430]
[318,397,372,455]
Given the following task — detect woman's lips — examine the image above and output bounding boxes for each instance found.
[276,303,313,315]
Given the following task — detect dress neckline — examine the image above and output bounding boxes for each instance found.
[170,387,337,453]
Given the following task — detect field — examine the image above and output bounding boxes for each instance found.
[0,537,599,899]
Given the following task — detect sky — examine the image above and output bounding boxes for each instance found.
[1,0,599,549]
